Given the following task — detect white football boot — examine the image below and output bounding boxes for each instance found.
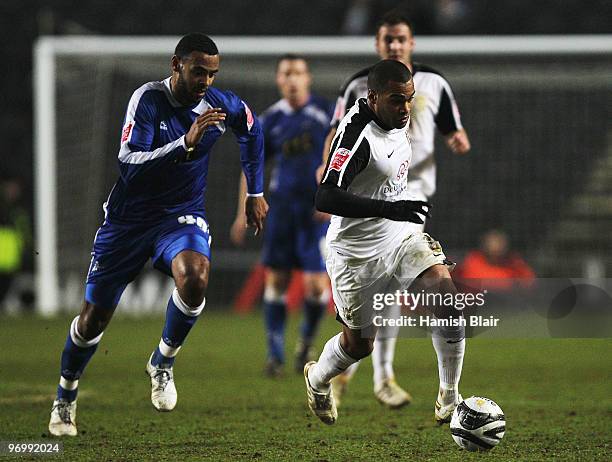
[374,378,412,409]
[304,361,337,425]
[145,354,177,412]
[435,389,463,424]
[49,399,78,436]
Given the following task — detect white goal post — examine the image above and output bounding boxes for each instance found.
[33,35,612,315]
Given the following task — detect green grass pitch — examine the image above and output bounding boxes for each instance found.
[0,312,610,461]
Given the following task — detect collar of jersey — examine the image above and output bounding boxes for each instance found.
[358,99,406,134]
[162,77,212,114]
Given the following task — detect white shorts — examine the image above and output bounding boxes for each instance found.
[327,232,451,330]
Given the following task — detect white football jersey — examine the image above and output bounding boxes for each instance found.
[322,98,414,260]
[331,63,463,199]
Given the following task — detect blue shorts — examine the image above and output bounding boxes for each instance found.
[85,213,211,309]
[262,196,328,272]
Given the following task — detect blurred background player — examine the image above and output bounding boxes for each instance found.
[48,33,268,436]
[0,175,31,311]
[305,60,465,426]
[456,229,535,291]
[318,11,471,409]
[231,55,334,377]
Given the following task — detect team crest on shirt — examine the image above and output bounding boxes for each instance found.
[395,160,410,180]
[329,148,351,171]
[121,121,133,142]
[242,101,254,131]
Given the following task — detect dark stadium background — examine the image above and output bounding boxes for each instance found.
[1,0,611,309]
[0,3,610,461]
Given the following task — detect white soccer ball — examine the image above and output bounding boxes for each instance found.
[450,396,505,451]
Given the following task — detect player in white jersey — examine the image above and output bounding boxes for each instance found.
[304,60,465,426]
[318,11,470,409]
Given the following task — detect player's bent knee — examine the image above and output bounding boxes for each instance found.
[172,287,206,317]
[263,284,286,303]
[73,314,105,346]
[347,339,374,360]
[265,269,291,296]
[173,254,209,306]
[419,264,457,296]
[304,284,330,303]
[303,274,330,303]
[420,263,452,281]
[78,302,114,340]
[176,274,208,307]
[341,334,374,360]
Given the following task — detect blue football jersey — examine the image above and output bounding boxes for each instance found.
[261,94,333,197]
[105,77,264,222]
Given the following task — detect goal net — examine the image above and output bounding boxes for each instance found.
[34,36,612,314]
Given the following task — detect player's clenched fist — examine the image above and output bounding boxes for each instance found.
[380,200,432,223]
[185,108,226,148]
[445,129,471,155]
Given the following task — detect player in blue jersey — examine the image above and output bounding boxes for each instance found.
[231,55,334,377]
[48,33,268,436]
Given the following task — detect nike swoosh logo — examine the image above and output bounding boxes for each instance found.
[387,150,394,158]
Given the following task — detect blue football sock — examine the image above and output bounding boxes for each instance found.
[56,383,78,402]
[151,289,204,368]
[300,299,326,344]
[263,300,286,362]
[57,316,103,402]
[150,346,174,368]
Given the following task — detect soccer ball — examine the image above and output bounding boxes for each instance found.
[450,396,505,451]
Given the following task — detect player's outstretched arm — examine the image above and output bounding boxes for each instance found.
[315,183,430,223]
[445,129,470,155]
[229,96,266,228]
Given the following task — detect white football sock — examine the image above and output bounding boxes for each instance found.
[342,360,360,379]
[372,303,400,386]
[432,328,465,404]
[372,336,397,386]
[158,338,181,358]
[308,333,357,392]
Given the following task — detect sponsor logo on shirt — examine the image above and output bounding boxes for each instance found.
[160,121,168,131]
[395,160,410,180]
[243,102,254,131]
[121,121,133,143]
[329,148,351,172]
[382,183,408,195]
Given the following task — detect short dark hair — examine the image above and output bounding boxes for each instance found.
[367,60,412,93]
[276,53,308,70]
[376,10,414,35]
[175,33,218,58]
